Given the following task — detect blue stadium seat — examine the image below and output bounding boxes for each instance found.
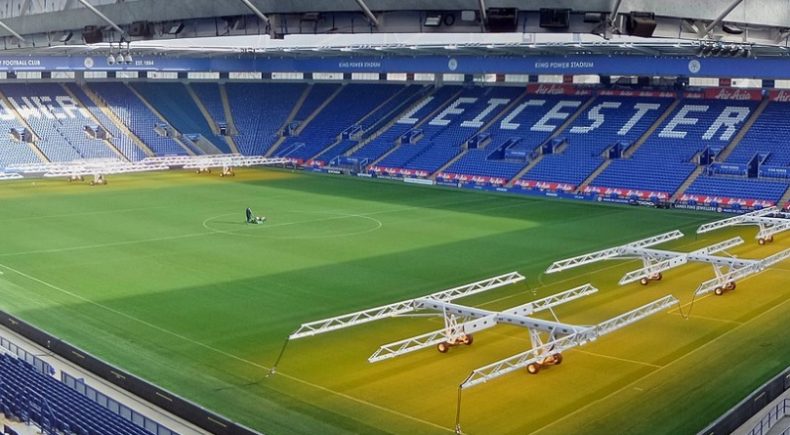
[225,82,306,156]
[132,83,230,153]
[591,98,758,195]
[1,83,119,162]
[88,82,187,156]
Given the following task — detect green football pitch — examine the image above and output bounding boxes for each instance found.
[0,168,788,435]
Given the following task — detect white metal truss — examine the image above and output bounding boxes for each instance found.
[287,275,677,389]
[180,155,291,170]
[459,295,679,389]
[694,248,790,296]
[4,155,290,182]
[544,230,684,274]
[617,236,748,285]
[368,284,597,362]
[6,159,170,181]
[288,272,525,340]
[142,154,290,167]
[0,172,22,180]
[545,230,790,293]
[696,207,790,245]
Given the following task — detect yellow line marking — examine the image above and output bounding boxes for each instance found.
[667,311,743,325]
[570,349,663,369]
[0,263,455,433]
[526,297,790,435]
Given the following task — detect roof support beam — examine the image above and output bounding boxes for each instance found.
[0,20,25,42]
[77,0,126,38]
[608,0,623,27]
[701,0,745,38]
[354,0,379,27]
[238,0,270,28]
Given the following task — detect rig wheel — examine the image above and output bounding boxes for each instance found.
[758,238,766,245]
[655,272,663,281]
[640,277,649,286]
[714,287,725,296]
[553,353,563,365]
[527,363,541,375]
[462,334,473,346]
[437,342,449,353]
[767,235,774,243]
[726,281,736,291]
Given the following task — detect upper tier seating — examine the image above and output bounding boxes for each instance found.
[132,83,230,153]
[64,83,147,161]
[523,95,673,186]
[190,83,226,126]
[293,84,339,122]
[0,99,41,169]
[446,93,588,180]
[276,84,400,161]
[379,87,523,173]
[1,84,117,162]
[225,82,305,155]
[726,101,790,166]
[88,82,187,156]
[591,98,758,194]
[396,86,525,174]
[351,85,459,163]
[315,85,428,163]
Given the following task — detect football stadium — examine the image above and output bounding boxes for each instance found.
[0,1,788,435]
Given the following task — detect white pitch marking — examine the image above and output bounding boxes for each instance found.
[0,262,454,433]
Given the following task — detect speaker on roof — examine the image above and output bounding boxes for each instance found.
[486,8,518,33]
[539,8,570,29]
[82,26,103,44]
[128,21,152,38]
[626,12,656,37]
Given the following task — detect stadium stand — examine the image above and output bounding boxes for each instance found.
[275,83,399,162]
[0,100,42,170]
[2,80,787,208]
[0,353,166,435]
[590,97,758,197]
[522,94,673,188]
[352,85,455,164]
[88,82,188,156]
[225,82,305,156]
[368,85,467,173]
[132,82,230,153]
[684,176,788,204]
[316,84,428,164]
[393,86,524,175]
[190,82,226,126]
[1,84,117,162]
[726,100,790,167]
[290,83,339,123]
[442,92,588,182]
[64,84,148,161]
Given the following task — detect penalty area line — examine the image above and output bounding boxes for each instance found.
[0,262,454,433]
[569,349,663,369]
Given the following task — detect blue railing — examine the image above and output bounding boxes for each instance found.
[748,399,790,435]
[0,336,53,377]
[61,372,178,435]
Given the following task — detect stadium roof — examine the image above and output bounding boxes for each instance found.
[0,0,788,59]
